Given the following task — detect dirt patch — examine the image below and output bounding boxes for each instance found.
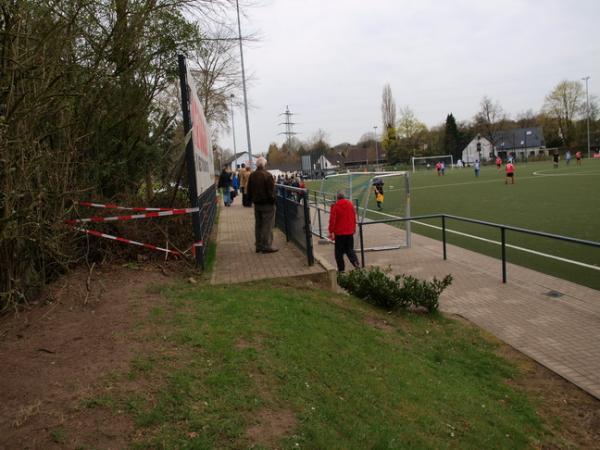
[235,336,264,351]
[497,345,600,449]
[363,315,395,333]
[450,314,600,449]
[0,262,183,450]
[267,274,330,291]
[245,408,298,448]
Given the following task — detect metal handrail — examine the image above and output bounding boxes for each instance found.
[360,214,600,248]
[275,183,314,266]
[356,213,599,283]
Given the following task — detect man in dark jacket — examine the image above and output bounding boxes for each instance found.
[328,191,360,272]
[246,157,278,253]
[217,165,232,206]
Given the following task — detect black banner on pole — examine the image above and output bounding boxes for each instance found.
[178,55,214,267]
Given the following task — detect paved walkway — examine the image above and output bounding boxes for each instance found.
[313,221,600,400]
[211,202,324,285]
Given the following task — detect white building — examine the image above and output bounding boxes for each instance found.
[461,136,494,164]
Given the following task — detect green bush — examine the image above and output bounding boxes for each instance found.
[337,267,452,313]
[399,274,453,313]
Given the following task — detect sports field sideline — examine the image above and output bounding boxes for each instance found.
[310,159,600,289]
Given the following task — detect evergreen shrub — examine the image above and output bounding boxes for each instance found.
[337,267,452,313]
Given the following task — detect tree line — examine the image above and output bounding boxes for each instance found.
[381,80,598,164]
[0,0,243,310]
[262,80,598,168]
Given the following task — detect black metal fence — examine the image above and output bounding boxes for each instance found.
[308,191,360,240]
[194,184,218,268]
[357,213,600,284]
[275,184,314,266]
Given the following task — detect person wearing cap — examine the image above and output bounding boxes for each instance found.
[328,191,360,273]
[247,156,278,253]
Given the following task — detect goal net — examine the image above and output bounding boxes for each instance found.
[411,155,454,172]
[311,171,411,250]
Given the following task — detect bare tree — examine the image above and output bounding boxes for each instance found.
[474,96,506,148]
[381,83,397,131]
[190,25,244,132]
[543,80,585,146]
[516,109,539,128]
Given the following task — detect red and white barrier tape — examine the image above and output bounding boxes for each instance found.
[65,207,199,224]
[67,198,206,257]
[75,201,175,212]
[73,227,181,256]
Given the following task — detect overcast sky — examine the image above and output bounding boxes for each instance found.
[218,0,600,154]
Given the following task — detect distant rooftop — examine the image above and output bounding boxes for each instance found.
[493,127,545,150]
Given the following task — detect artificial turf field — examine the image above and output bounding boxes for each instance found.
[311,159,600,289]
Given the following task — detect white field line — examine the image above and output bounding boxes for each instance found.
[408,170,600,191]
[532,170,600,177]
[410,220,600,271]
[316,205,599,271]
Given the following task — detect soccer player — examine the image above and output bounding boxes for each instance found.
[373,185,384,210]
[505,161,515,184]
[474,160,480,177]
[565,150,572,165]
[435,161,441,176]
[553,151,559,169]
[496,156,502,171]
[575,150,583,166]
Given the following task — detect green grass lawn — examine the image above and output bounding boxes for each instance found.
[310,160,600,289]
[86,280,577,449]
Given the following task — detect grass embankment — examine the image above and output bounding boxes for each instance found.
[82,279,571,449]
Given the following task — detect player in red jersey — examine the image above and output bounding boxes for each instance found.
[505,162,515,184]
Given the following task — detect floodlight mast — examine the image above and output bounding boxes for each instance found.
[582,76,591,159]
[236,0,252,163]
[374,126,379,167]
[230,94,237,167]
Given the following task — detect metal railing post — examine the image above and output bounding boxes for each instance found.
[317,207,323,238]
[442,215,447,260]
[351,212,599,284]
[501,227,507,283]
[359,222,365,268]
[303,195,314,266]
[282,195,290,242]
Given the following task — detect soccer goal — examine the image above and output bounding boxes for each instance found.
[411,155,454,172]
[311,171,411,251]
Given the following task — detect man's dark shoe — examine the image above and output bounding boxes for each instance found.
[262,248,279,253]
[256,248,263,253]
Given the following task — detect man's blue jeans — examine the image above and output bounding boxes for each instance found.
[221,187,231,205]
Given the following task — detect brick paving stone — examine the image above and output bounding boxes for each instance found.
[312,217,600,400]
[211,202,324,286]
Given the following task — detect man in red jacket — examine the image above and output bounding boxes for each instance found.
[328,191,360,272]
